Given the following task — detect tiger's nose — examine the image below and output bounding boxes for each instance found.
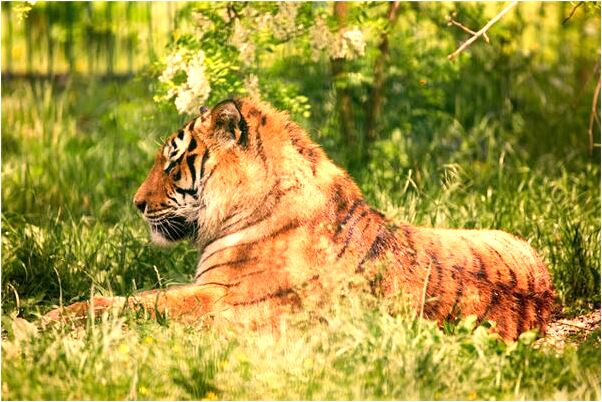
[134,199,146,213]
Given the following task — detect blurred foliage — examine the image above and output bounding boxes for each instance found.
[144,2,601,171]
[1,2,193,75]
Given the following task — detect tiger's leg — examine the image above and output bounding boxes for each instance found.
[42,284,228,324]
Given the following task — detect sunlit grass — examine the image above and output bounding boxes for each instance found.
[3,295,600,400]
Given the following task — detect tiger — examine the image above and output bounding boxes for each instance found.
[44,98,556,340]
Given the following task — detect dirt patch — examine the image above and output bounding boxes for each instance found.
[535,309,601,350]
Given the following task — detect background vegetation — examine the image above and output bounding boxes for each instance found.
[2,2,600,400]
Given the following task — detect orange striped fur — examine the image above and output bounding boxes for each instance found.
[45,98,555,340]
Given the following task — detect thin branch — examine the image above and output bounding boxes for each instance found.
[562,1,584,25]
[448,1,518,61]
[587,76,601,156]
[571,60,599,108]
[447,17,490,43]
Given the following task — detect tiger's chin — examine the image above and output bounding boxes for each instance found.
[150,230,179,246]
[148,217,199,246]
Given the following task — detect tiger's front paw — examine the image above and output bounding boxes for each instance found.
[41,296,116,325]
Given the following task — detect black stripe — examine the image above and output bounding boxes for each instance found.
[335,199,363,235]
[230,287,296,307]
[235,268,268,281]
[337,211,369,259]
[426,250,443,316]
[509,269,518,288]
[485,244,518,284]
[197,281,235,288]
[527,270,535,294]
[219,181,284,236]
[516,295,527,335]
[187,137,197,152]
[357,228,389,272]
[196,257,258,280]
[471,248,488,280]
[446,266,464,320]
[175,187,197,197]
[237,116,249,147]
[330,182,348,214]
[370,208,385,219]
[186,154,197,184]
[427,250,443,293]
[199,149,209,179]
[198,164,218,201]
[220,208,270,238]
[402,225,417,272]
[200,220,300,266]
[177,130,184,140]
[480,291,499,321]
[188,119,196,131]
[165,160,177,173]
[255,128,268,166]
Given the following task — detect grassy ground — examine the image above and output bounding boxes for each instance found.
[2,78,600,400]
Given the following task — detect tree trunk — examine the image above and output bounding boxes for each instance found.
[330,2,356,148]
[5,2,13,76]
[106,2,114,76]
[147,2,155,62]
[365,2,401,143]
[25,7,33,74]
[65,2,75,74]
[46,4,54,77]
[86,2,94,75]
[127,2,134,74]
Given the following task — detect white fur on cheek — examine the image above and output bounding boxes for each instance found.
[150,229,175,246]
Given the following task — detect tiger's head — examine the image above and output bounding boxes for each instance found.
[133,98,346,247]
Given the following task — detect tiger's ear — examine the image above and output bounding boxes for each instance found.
[212,100,248,147]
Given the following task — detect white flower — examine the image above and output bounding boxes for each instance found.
[192,11,213,33]
[331,27,366,60]
[344,27,366,56]
[174,89,196,115]
[256,13,273,31]
[230,19,256,64]
[186,51,210,98]
[159,51,186,83]
[187,70,209,97]
[272,2,300,40]
[157,48,211,115]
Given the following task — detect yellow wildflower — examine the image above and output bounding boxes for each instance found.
[202,391,218,401]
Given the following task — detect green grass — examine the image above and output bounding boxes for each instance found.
[1,78,600,400]
[2,297,600,400]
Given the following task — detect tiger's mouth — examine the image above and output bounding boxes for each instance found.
[147,214,199,243]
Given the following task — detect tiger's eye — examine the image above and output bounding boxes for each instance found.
[199,105,209,114]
